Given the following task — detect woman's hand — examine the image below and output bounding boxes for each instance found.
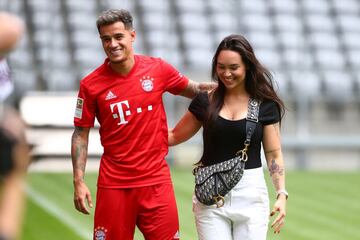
[270,194,287,234]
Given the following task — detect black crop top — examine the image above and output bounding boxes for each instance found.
[189,92,280,169]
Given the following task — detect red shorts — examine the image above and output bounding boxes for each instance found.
[93,183,180,240]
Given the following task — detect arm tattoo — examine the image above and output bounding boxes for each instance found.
[198,82,216,92]
[269,159,284,177]
[180,81,198,99]
[180,81,217,99]
[71,127,89,174]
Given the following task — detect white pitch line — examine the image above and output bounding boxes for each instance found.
[25,186,92,239]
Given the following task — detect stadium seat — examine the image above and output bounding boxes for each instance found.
[242,13,273,31]
[138,0,170,12]
[331,0,360,14]
[238,0,268,14]
[273,70,291,98]
[336,14,360,32]
[304,14,336,32]
[185,48,213,70]
[322,70,354,102]
[289,70,322,100]
[246,31,278,49]
[210,12,238,32]
[278,31,306,49]
[142,12,173,31]
[208,0,235,13]
[341,32,360,49]
[274,13,303,32]
[347,50,360,69]
[182,30,213,49]
[308,32,341,49]
[178,13,209,31]
[301,0,331,14]
[255,48,282,70]
[65,0,97,13]
[11,69,38,96]
[46,70,77,91]
[271,0,299,14]
[282,49,314,70]
[175,0,206,13]
[313,49,346,70]
[146,30,179,50]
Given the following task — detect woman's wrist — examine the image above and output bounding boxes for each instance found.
[276,189,288,200]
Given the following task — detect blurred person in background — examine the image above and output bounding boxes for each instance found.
[168,34,288,239]
[71,9,215,240]
[0,11,31,240]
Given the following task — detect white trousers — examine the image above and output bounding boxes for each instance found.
[193,167,270,240]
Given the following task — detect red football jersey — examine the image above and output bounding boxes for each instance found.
[74,55,189,188]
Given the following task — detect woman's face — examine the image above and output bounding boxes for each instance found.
[216,50,247,91]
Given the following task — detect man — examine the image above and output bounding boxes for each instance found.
[0,12,30,240]
[72,9,214,240]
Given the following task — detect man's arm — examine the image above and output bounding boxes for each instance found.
[71,126,93,214]
[179,79,217,99]
[168,111,201,146]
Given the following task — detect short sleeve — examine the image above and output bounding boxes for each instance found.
[259,100,280,125]
[73,82,96,127]
[188,92,209,121]
[161,59,189,95]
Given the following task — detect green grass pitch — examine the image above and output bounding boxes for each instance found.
[22,169,360,240]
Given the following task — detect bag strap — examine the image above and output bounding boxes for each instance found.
[235,98,261,161]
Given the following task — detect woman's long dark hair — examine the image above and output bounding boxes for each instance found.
[206,34,285,126]
[199,35,285,165]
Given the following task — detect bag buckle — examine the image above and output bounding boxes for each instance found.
[235,143,249,162]
[213,195,225,208]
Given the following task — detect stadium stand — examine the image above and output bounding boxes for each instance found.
[2,0,360,170]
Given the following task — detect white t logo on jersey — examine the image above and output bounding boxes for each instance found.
[110,100,153,125]
[110,100,130,125]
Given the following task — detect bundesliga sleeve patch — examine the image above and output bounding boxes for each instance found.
[74,97,84,119]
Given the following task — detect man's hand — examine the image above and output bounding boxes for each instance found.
[73,180,93,215]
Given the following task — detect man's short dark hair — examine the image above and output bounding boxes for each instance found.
[96,9,133,33]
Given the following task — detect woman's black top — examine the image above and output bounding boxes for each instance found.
[189,92,280,169]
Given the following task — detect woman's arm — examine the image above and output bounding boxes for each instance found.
[168,111,202,146]
[262,122,287,234]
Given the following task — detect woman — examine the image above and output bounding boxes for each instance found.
[168,34,287,239]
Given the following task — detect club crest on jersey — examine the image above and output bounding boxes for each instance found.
[140,76,154,92]
[94,226,107,240]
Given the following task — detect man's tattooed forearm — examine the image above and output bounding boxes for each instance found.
[71,127,88,173]
[269,159,284,176]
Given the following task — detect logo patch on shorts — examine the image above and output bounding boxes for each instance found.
[94,226,107,240]
[74,97,84,119]
[173,230,180,239]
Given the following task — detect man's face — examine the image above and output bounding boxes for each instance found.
[99,21,135,64]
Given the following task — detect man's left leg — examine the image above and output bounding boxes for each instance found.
[137,183,180,240]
